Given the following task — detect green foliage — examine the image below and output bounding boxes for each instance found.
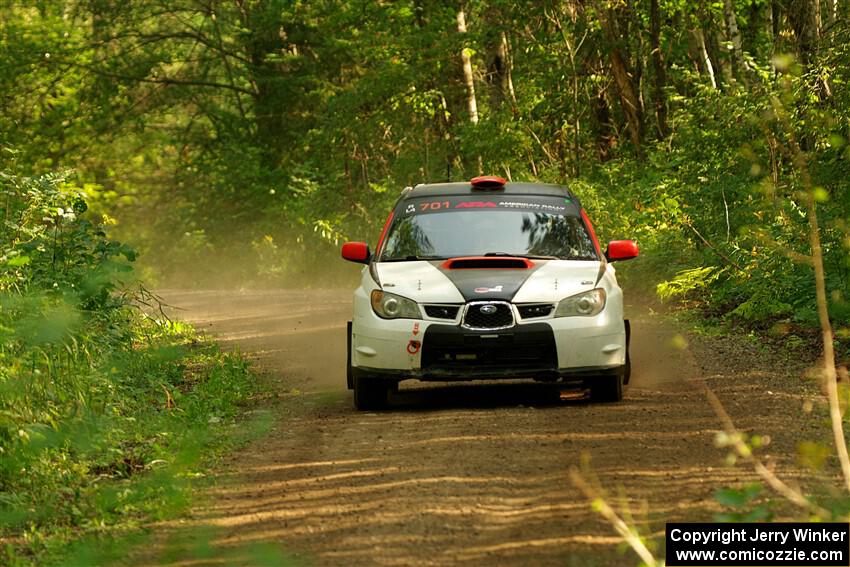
[0,170,259,563]
[3,0,850,313]
[9,4,850,565]
[6,3,850,564]
[657,267,725,302]
[714,483,773,522]
[729,293,793,323]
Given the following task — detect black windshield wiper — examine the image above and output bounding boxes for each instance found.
[483,252,560,260]
[381,255,446,262]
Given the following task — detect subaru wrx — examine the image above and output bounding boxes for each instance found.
[341,176,638,410]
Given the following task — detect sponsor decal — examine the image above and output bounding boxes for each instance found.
[406,340,421,355]
[474,285,503,294]
[420,201,450,211]
[412,322,420,335]
[497,201,567,212]
[400,196,574,216]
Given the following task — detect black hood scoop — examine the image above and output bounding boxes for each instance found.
[442,257,532,270]
[434,257,543,301]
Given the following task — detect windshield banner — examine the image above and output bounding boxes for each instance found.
[400,196,575,217]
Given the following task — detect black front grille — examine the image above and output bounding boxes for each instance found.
[424,305,461,320]
[463,302,514,329]
[518,303,554,319]
[421,323,558,372]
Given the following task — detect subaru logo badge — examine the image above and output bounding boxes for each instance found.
[480,304,498,315]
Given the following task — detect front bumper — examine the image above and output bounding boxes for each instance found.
[351,298,627,384]
[352,362,625,383]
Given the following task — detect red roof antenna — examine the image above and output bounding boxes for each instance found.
[470,175,507,189]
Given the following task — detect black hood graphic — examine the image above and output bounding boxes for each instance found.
[433,260,545,301]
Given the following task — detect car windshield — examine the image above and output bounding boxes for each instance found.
[379,196,598,261]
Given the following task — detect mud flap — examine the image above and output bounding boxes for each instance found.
[347,321,353,389]
[623,319,631,385]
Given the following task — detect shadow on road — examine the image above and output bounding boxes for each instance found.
[388,381,589,411]
[153,290,815,567]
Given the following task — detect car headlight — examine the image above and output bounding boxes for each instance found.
[554,288,606,317]
[370,290,422,319]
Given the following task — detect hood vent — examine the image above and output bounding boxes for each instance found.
[441,257,533,270]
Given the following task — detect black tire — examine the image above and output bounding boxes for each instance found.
[590,374,624,403]
[623,319,632,385]
[346,321,354,390]
[353,375,389,410]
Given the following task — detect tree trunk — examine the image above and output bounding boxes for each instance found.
[772,0,782,45]
[723,0,750,84]
[766,1,776,74]
[609,48,643,151]
[486,31,517,111]
[744,0,762,48]
[245,1,288,169]
[551,8,585,176]
[686,27,703,75]
[622,2,645,121]
[693,28,718,89]
[814,0,823,35]
[649,0,668,138]
[597,5,644,153]
[414,0,426,28]
[457,9,479,126]
[788,0,818,66]
[457,8,482,173]
[825,0,837,25]
[500,32,517,109]
[592,82,616,161]
[570,45,581,178]
[710,29,734,87]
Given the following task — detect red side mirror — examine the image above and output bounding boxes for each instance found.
[341,242,371,264]
[606,240,639,262]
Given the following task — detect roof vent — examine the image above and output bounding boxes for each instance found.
[470,175,506,189]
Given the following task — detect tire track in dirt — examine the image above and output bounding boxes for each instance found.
[154,290,816,566]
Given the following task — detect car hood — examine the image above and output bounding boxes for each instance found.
[374,260,602,303]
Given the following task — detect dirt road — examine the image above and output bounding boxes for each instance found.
[158,289,817,566]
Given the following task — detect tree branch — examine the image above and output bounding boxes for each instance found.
[683,220,745,271]
[49,59,256,96]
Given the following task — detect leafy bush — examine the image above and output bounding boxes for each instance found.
[657,267,725,302]
[0,169,258,563]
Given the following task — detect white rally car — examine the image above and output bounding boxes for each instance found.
[341,176,638,410]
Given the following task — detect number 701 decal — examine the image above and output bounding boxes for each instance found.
[420,201,450,211]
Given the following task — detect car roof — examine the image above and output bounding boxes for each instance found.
[405,181,576,200]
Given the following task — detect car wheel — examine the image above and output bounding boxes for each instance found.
[623,319,631,385]
[353,375,389,410]
[590,374,623,403]
[346,321,354,390]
